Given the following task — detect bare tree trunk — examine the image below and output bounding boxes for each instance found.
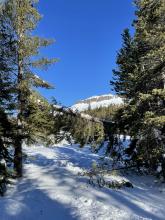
[14,63,23,177]
[14,55,24,177]
[14,137,22,177]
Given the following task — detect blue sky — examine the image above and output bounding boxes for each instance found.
[36,0,135,106]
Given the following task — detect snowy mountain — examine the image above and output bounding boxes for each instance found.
[71,94,123,112]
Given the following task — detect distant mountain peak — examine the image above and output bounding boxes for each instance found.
[71,94,123,112]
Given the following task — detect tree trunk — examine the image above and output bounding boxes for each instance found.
[14,137,23,177]
[13,1,25,177]
[14,32,24,177]
[13,58,24,177]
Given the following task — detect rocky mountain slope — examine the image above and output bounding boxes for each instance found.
[71,94,123,112]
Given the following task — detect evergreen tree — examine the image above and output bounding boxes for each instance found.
[111,0,165,175]
[110,29,140,99]
[84,104,122,121]
[0,0,57,177]
[132,0,165,173]
[25,91,54,146]
[0,2,16,192]
[52,105,105,150]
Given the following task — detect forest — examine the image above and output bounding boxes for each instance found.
[0,0,165,219]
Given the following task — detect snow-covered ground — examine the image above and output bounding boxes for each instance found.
[0,143,165,220]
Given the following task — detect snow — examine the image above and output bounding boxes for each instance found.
[53,104,63,109]
[0,144,165,220]
[0,159,6,166]
[71,94,123,112]
[80,94,114,102]
[34,74,40,79]
[157,165,162,173]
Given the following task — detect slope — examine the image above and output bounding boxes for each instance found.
[71,94,123,112]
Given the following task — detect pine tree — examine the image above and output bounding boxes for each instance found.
[52,105,105,149]
[0,1,15,169]
[1,0,57,177]
[25,91,54,146]
[111,0,165,175]
[110,29,140,99]
[0,5,15,192]
[132,0,165,173]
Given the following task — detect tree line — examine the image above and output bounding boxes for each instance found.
[0,0,165,195]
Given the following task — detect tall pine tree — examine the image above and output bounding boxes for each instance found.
[1,0,57,177]
[111,0,165,175]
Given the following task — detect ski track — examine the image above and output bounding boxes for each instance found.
[0,144,165,220]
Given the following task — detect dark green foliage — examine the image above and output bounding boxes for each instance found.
[110,0,165,177]
[25,91,55,146]
[83,105,122,121]
[0,98,13,196]
[0,0,57,178]
[52,106,105,149]
[0,10,15,191]
[71,118,104,149]
[110,29,141,99]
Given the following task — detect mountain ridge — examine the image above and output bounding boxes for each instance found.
[71,94,123,112]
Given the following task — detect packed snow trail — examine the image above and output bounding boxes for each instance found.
[0,144,165,220]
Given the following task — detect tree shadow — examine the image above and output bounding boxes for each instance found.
[0,179,78,220]
[1,146,164,220]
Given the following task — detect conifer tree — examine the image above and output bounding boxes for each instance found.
[111,0,165,175]
[0,5,15,192]
[0,0,57,177]
[110,29,140,99]
[0,1,15,166]
[25,91,54,146]
[52,105,105,149]
[132,0,165,172]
